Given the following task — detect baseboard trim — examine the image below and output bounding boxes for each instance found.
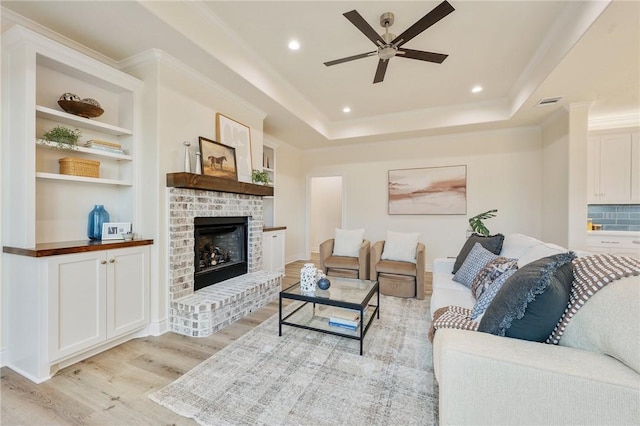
[140,318,168,337]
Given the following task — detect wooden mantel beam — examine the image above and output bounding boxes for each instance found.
[166,172,274,197]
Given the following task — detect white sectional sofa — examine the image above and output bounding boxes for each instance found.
[431,234,640,425]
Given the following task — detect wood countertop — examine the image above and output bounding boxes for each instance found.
[3,238,154,257]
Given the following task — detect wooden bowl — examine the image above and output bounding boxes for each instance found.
[58,100,104,118]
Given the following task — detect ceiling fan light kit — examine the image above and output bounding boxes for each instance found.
[324,0,455,84]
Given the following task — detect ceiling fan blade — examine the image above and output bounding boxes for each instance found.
[324,51,377,67]
[373,59,389,84]
[343,10,386,47]
[397,48,448,63]
[391,0,455,48]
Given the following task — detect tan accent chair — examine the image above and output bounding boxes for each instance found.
[319,239,370,279]
[370,241,426,299]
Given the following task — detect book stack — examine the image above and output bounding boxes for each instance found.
[316,306,360,331]
[85,139,126,155]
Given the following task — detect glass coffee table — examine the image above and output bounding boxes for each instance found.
[279,277,379,355]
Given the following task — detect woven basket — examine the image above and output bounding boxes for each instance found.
[59,157,100,178]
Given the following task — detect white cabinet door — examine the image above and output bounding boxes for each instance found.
[611,250,640,260]
[587,136,599,202]
[48,251,107,361]
[48,246,150,362]
[587,235,640,260]
[598,134,632,202]
[263,230,285,273]
[106,246,150,338]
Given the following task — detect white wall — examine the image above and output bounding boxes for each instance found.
[303,127,544,268]
[309,176,343,252]
[270,138,306,263]
[567,104,590,251]
[541,109,570,247]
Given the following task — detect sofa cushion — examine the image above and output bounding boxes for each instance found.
[376,259,417,276]
[499,233,544,259]
[453,243,499,288]
[452,233,504,274]
[559,275,640,374]
[324,255,359,270]
[517,242,567,268]
[381,231,420,262]
[430,267,477,318]
[478,252,576,341]
[332,228,364,257]
[470,268,517,320]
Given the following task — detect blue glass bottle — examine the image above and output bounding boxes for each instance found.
[88,205,110,240]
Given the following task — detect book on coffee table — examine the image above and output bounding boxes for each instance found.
[328,320,358,331]
[328,316,359,328]
[315,305,359,321]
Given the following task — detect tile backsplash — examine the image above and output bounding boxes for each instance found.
[588,204,640,232]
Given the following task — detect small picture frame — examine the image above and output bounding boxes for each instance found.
[101,222,132,240]
[199,136,238,181]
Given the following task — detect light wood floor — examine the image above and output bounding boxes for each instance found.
[1,257,432,425]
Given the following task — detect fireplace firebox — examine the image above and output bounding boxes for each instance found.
[194,216,248,291]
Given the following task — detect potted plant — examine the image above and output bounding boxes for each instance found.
[468,209,498,236]
[252,169,271,185]
[42,125,81,150]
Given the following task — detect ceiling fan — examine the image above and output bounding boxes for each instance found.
[324,0,455,84]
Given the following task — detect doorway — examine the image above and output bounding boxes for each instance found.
[309,176,343,254]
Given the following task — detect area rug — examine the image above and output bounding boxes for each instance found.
[150,295,438,426]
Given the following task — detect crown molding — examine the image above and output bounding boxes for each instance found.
[588,115,640,131]
[119,49,267,120]
[1,7,118,68]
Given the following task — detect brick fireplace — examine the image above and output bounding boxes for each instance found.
[167,174,282,337]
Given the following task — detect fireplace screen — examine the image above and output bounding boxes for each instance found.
[194,216,248,291]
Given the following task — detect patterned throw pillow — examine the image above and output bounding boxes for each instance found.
[470,268,517,320]
[453,243,499,288]
[470,257,518,300]
[452,233,505,274]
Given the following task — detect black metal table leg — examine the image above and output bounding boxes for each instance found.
[360,307,364,355]
[279,294,282,336]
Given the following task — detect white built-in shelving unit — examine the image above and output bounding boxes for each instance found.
[262,138,277,228]
[2,25,142,246]
[2,25,151,384]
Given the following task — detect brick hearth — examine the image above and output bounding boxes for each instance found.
[168,187,282,336]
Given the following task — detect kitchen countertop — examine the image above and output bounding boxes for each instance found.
[587,230,640,237]
[264,226,286,232]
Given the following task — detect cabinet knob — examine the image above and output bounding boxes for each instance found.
[100,260,107,265]
[109,258,115,263]
[633,240,640,245]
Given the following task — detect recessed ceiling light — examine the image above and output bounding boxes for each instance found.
[343,106,351,113]
[288,40,300,50]
[471,85,483,93]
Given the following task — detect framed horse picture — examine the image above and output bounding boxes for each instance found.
[198,136,238,181]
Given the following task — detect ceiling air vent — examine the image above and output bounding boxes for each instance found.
[537,97,562,107]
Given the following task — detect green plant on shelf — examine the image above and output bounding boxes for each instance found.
[252,169,271,185]
[468,209,498,236]
[42,125,81,150]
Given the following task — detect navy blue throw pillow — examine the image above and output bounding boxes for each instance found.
[478,252,575,342]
